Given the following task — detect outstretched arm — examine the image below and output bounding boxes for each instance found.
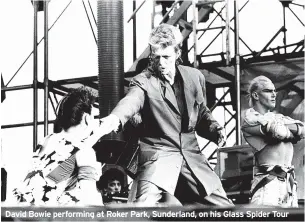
[90,77,146,140]
[111,79,146,127]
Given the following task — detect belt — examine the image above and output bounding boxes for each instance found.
[251,165,296,197]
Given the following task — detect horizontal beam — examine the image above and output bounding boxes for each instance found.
[52,76,98,85]
[2,84,33,92]
[2,120,56,129]
[243,51,304,65]
[200,51,304,68]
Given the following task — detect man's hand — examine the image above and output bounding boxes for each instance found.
[209,123,226,146]
[98,114,121,135]
[84,114,121,148]
[216,127,226,147]
[267,120,291,140]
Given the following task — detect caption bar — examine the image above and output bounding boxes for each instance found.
[2,207,304,221]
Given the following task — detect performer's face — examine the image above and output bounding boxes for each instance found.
[151,46,178,81]
[257,80,277,110]
[107,180,121,194]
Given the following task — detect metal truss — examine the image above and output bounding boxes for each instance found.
[1,0,304,155]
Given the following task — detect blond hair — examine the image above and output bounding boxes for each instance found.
[248,76,273,107]
[148,24,182,51]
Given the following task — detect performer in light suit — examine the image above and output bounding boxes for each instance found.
[99,24,233,206]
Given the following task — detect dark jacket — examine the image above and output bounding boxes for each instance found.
[112,65,222,195]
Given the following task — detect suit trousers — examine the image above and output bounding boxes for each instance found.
[131,159,233,206]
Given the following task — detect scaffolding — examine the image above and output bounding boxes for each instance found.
[1,0,304,157]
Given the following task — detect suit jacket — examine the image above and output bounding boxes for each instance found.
[112,65,222,195]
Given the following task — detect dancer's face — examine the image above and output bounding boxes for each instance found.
[256,80,277,110]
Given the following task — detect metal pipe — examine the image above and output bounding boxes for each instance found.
[283,5,287,54]
[222,102,234,116]
[292,40,304,52]
[217,101,234,106]
[97,0,124,141]
[210,88,230,111]
[214,8,253,53]
[53,76,97,84]
[6,0,72,87]
[230,0,249,22]
[244,54,303,66]
[192,0,198,68]
[199,6,225,39]
[214,99,234,117]
[44,0,49,136]
[152,0,155,29]
[255,26,286,57]
[255,26,285,57]
[51,84,72,94]
[200,52,223,57]
[291,2,305,8]
[159,0,180,24]
[1,84,33,92]
[199,28,225,56]
[127,0,146,23]
[297,45,304,52]
[88,0,97,26]
[225,0,230,65]
[49,88,67,96]
[133,0,137,61]
[82,0,97,44]
[196,26,225,32]
[224,114,235,128]
[191,0,248,55]
[184,5,226,57]
[234,0,241,145]
[288,7,304,26]
[52,92,59,104]
[2,120,56,129]
[242,40,303,57]
[48,92,57,116]
[33,1,38,150]
[226,126,235,140]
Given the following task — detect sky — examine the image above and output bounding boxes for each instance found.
[0,0,304,203]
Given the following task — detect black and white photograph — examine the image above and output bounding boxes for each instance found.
[1,0,304,221]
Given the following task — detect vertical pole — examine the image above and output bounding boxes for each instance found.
[283,5,287,54]
[192,0,198,68]
[152,0,155,29]
[44,0,49,136]
[133,0,137,61]
[225,0,230,65]
[33,0,38,150]
[234,0,241,145]
[97,0,124,141]
[181,2,189,65]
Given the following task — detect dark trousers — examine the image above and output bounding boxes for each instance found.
[132,159,233,206]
